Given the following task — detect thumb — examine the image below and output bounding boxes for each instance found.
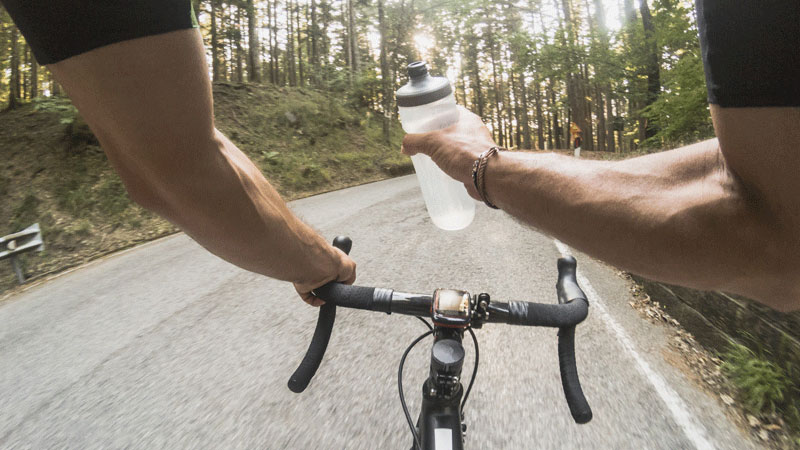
[401,131,433,156]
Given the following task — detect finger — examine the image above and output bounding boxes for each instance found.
[300,290,325,307]
[296,285,325,307]
[306,296,325,307]
[341,269,356,285]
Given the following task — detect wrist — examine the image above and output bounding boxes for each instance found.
[472,147,505,209]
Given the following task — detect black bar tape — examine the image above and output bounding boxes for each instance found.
[288,302,336,393]
[558,326,592,424]
[287,236,354,394]
[507,299,588,327]
[313,283,377,311]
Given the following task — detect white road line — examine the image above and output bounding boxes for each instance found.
[553,239,715,450]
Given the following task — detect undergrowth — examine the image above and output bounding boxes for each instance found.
[1,83,410,292]
[722,335,800,433]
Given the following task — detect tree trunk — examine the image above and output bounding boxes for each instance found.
[344,0,352,86]
[519,73,532,150]
[30,52,38,99]
[565,105,571,148]
[8,26,20,110]
[220,2,230,81]
[246,0,260,82]
[22,45,29,100]
[581,63,593,149]
[549,81,561,149]
[592,0,613,151]
[310,0,320,84]
[457,58,468,109]
[287,0,297,86]
[606,91,616,152]
[640,0,660,140]
[504,51,516,148]
[272,0,280,84]
[466,35,484,118]
[378,0,390,144]
[266,0,274,83]
[623,0,636,27]
[210,0,221,82]
[347,0,358,79]
[320,0,331,78]
[534,78,545,150]
[559,0,590,149]
[50,69,61,97]
[487,30,504,147]
[296,1,304,87]
[595,84,605,151]
[236,7,244,83]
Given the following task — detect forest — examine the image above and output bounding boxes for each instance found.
[0,0,713,152]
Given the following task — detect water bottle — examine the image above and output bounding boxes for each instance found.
[396,62,476,231]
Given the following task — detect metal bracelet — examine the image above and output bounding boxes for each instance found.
[472,147,504,209]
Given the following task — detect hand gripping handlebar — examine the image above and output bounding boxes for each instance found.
[287,237,592,425]
[286,236,353,393]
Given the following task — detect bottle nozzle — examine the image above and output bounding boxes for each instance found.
[407,61,428,79]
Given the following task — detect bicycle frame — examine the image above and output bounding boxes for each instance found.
[288,236,592,449]
[415,327,466,450]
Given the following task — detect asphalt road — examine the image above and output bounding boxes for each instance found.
[0,175,756,449]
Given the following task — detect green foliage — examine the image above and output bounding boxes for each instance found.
[722,337,800,428]
[52,155,130,218]
[9,193,40,233]
[2,0,716,154]
[641,53,713,148]
[96,176,131,216]
[33,97,76,117]
[65,219,92,238]
[58,184,95,217]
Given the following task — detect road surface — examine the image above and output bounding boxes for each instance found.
[0,176,755,449]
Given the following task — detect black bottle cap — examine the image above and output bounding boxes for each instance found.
[407,61,429,79]
[395,61,453,107]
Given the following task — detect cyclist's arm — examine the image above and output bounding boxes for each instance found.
[402,107,800,311]
[48,29,355,305]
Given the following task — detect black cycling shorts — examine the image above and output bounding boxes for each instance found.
[0,0,197,65]
[697,0,799,107]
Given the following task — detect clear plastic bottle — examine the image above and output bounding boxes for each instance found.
[396,62,475,231]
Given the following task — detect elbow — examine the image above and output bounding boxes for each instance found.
[757,260,800,313]
[107,134,225,216]
[122,181,159,211]
[744,224,800,313]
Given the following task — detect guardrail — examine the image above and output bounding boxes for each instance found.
[1,223,44,284]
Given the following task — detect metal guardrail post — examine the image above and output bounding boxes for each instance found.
[10,256,25,284]
[1,223,44,285]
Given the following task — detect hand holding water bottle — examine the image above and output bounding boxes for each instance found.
[401,106,498,202]
[396,62,482,231]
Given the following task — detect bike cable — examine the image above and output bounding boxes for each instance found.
[460,327,479,416]
[415,316,433,331]
[399,329,434,450]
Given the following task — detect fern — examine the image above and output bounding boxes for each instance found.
[721,340,793,418]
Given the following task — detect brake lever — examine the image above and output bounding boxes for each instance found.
[555,256,593,424]
[287,236,352,393]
